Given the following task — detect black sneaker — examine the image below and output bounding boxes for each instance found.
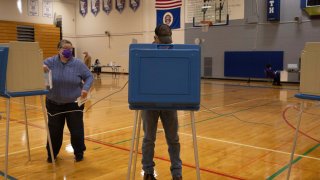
[47,156,56,163]
[75,154,83,162]
[143,173,157,180]
[172,176,182,180]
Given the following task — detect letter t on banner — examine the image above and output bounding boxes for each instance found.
[267,0,280,21]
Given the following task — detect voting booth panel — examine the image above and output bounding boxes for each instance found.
[128,44,201,110]
[300,42,320,96]
[0,41,47,97]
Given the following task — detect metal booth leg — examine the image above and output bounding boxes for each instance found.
[23,97,31,161]
[132,111,142,180]
[286,102,304,180]
[190,111,201,180]
[127,110,139,180]
[4,98,10,180]
[40,95,56,170]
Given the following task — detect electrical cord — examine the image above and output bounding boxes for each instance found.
[200,104,273,126]
[2,80,129,117]
[85,80,128,112]
[45,80,129,117]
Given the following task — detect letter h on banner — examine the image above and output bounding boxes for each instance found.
[267,0,280,21]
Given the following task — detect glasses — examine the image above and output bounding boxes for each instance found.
[60,47,73,51]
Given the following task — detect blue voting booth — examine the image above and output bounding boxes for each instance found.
[0,42,54,179]
[128,44,201,110]
[127,44,202,180]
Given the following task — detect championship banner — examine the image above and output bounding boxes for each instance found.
[42,0,53,18]
[103,0,112,14]
[130,0,140,11]
[80,0,88,17]
[116,0,125,13]
[267,0,280,21]
[91,0,100,16]
[28,0,39,16]
[156,0,182,29]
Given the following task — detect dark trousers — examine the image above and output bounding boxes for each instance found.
[46,99,86,158]
[273,71,281,85]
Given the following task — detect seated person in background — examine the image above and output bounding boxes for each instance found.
[93,59,102,78]
[265,64,281,86]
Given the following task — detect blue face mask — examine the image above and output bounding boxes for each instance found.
[62,49,73,59]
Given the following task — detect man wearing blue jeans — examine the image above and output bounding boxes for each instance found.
[142,24,182,180]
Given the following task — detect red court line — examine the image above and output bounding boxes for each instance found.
[283,106,320,143]
[234,106,320,174]
[11,118,246,180]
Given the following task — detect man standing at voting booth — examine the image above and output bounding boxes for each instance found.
[142,24,182,180]
[43,39,93,163]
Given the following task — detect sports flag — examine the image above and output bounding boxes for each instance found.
[116,0,125,13]
[103,0,112,14]
[130,0,140,11]
[80,0,88,17]
[156,0,182,29]
[91,0,100,16]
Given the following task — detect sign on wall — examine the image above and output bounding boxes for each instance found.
[267,0,280,21]
[28,0,39,16]
[42,0,53,18]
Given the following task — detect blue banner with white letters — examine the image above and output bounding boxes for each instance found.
[267,0,280,21]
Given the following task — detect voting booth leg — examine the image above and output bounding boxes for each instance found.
[4,99,10,179]
[40,95,56,170]
[190,111,201,180]
[133,111,142,180]
[127,110,140,180]
[23,97,31,161]
[286,103,304,180]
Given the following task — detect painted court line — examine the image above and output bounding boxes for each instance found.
[178,132,320,161]
[85,126,133,137]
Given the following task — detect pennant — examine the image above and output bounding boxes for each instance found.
[130,0,140,11]
[79,0,88,17]
[116,0,125,13]
[156,0,182,29]
[103,0,112,14]
[91,0,100,16]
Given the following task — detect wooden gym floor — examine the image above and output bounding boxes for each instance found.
[0,74,320,180]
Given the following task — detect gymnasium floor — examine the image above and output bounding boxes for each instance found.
[0,74,319,179]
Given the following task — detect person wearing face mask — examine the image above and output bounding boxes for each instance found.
[43,39,93,163]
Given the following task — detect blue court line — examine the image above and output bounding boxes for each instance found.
[0,171,18,180]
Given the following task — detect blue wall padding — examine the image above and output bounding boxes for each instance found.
[129,44,201,110]
[224,51,283,78]
[0,46,9,97]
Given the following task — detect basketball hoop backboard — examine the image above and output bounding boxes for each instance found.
[193,0,229,27]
